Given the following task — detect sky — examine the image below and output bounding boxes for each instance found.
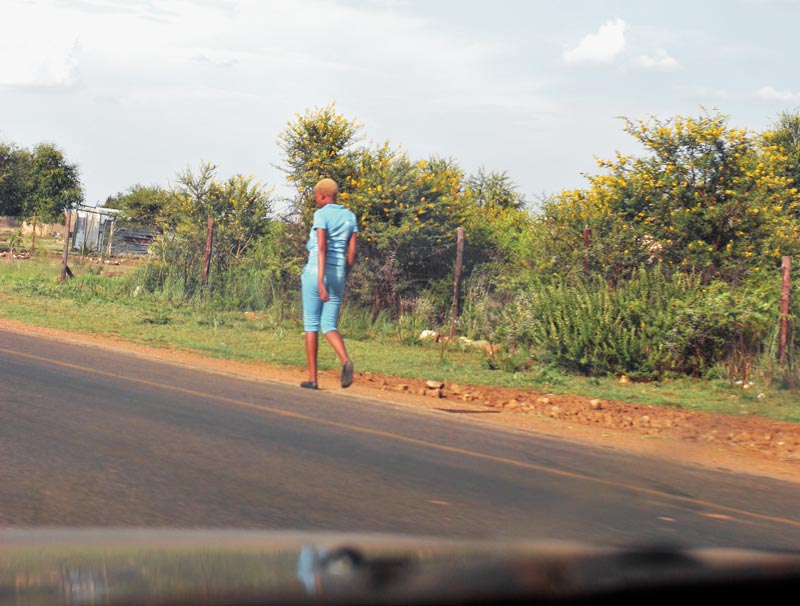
[1,0,799,208]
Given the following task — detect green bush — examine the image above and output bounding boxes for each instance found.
[487,266,786,380]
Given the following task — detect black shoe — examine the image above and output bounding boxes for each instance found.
[340,360,354,388]
[300,381,318,390]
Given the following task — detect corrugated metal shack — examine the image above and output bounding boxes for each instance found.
[72,205,115,253]
[71,205,156,256]
[110,226,156,256]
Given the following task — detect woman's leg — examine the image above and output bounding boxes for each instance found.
[305,331,319,383]
[301,268,322,386]
[323,330,348,364]
[320,266,353,387]
[324,330,353,388]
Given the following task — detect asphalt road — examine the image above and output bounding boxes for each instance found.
[2,327,800,550]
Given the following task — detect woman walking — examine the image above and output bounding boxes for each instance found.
[300,178,358,390]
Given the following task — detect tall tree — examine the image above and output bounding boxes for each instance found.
[147,162,274,296]
[25,143,83,251]
[213,174,274,264]
[540,111,800,285]
[278,105,510,317]
[277,103,362,222]
[104,184,169,227]
[466,168,526,210]
[0,141,31,216]
[762,110,800,196]
[28,143,83,221]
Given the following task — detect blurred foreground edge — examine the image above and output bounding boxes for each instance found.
[2,528,800,605]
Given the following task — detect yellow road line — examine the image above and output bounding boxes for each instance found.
[3,345,800,530]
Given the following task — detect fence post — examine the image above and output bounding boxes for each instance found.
[449,227,465,341]
[60,210,73,282]
[104,216,116,260]
[779,255,791,368]
[201,217,214,287]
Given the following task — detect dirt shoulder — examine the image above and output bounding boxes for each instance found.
[3,318,800,484]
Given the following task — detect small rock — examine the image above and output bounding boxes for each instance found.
[535,396,551,406]
[419,330,440,341]
[589,399,603,410]
[426,380,444,389]
[393,384,409,392]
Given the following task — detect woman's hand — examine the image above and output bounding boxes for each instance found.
[318,280,329,302]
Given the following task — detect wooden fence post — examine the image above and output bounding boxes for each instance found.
[201,217,214,288]
[779,255,791,368]
[104,216,116,260]
[449,227,465,341]
[59,210,73,282]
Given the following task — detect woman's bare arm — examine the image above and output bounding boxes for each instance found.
[316,228,329,302]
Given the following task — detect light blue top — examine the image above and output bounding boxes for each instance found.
[306,203,358,268]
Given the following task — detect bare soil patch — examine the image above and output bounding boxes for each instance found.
[3,318,799,483]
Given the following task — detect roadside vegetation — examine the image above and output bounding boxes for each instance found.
[2,104,800,422]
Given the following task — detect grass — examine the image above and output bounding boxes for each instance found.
[2,243,799,424]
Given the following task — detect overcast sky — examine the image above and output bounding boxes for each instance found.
[1,0,799,207]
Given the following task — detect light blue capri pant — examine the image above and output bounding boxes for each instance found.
[302,262,347,334]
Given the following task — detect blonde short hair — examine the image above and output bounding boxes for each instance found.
[313,178,339,199]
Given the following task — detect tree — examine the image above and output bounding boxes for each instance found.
[104,184,169,227]
[540,111,800,285]
[466,168,526,210]
[25,143,83,251]
[27,143,83,221]
[762,110,800,197]
[462,168,533,285]
[213,174,274,264]
[146,162,274,297]
[278,105,518,318]
[277,103,362,221]
[344,149,488,318]
[0,141,31,216]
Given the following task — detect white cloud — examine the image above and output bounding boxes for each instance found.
[756,86,800,101]
[0,39,80,89]
[633,49,682,71]
[0,2,81,89]
[563,18,626,65]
